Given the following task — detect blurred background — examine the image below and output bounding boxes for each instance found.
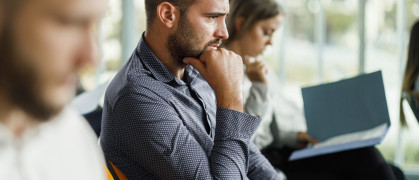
[81,0,419,178]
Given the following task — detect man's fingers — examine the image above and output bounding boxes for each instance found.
[183,57,206,76]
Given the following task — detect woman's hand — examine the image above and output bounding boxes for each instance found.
[243,56,268,84]
[296,132,319,149]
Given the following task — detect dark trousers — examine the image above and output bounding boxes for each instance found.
[262,146,398,180]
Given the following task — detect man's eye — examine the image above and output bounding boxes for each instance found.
[209,16,218,19]
[58,17,72,25]
[57,16,86,27]
[56,16,74,24]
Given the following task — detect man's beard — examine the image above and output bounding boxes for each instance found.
[167,15,222,66]
[0,26,62,121]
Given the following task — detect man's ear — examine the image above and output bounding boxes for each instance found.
[235,17,246,33]
[156,2,179,29]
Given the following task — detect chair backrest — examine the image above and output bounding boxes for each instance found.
[106,161,128,180]
[106,165,115,180]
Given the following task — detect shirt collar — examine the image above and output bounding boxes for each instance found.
[136,33,176,83]
[135,33,201,85]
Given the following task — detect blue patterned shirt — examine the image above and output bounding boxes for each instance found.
[100,34,280,179]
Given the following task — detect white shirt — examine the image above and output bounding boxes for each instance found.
[0,107,107,180]
[244,69,307,150]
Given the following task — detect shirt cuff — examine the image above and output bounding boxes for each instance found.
[215,108,261,141]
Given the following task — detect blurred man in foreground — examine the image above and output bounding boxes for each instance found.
[0,0,107,179]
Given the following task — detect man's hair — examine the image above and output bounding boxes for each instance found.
[144,0,196,28]
[0,0,23,75]
[223,0,285,46]
[0,0,62,120]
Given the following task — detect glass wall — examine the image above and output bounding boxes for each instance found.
[323,0,359,82]
[362,0,401,166]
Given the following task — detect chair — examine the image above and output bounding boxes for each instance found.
[106,161,128,180]
[83,106,103,137]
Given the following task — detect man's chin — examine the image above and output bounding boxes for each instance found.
[25,88,75,121]
[19,100,65,122]
[48,88,75,110]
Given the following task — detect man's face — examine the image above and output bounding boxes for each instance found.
[0,0,106,120]
[167,0,229,65]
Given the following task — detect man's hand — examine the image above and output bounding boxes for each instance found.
[184,48,244,112]
[296,132,319,149]
[243,56,268,84]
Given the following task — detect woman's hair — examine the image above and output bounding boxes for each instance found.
[223,0,284,46]
[400,20,419,126]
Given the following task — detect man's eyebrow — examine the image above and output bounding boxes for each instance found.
[203,12,228,16]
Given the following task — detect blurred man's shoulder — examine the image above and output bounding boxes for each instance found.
[0,107,107,180]
[37,107,107,180]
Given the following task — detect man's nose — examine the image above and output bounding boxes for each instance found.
[76,27,98,69]
[214,21,229,40]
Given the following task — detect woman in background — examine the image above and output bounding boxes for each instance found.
[400,20,419,126]
[223,0,399,179]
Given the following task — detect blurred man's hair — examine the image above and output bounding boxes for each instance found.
[0,0,61,120]
[144,0,196,28]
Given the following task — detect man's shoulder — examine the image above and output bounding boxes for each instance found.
[34,107,107,179]
[105,60,171,105]
[48,107,98,138]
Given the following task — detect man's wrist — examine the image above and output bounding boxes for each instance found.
[216,97,244,112]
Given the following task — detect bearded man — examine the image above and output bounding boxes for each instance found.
[100,0,280,179]
[0,0,107,179]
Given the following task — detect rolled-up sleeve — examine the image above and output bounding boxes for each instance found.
[244,82,269,118]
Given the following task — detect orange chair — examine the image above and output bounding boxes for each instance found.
[106,165,114,180]
[106,161,128,180]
